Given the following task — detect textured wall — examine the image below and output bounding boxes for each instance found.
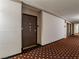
[0,0,21,58]
[41,11,66,45]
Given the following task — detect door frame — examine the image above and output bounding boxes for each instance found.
[67,23,72,37]
[22,13,38,51]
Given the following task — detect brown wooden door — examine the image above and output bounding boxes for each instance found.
[67,23,71,37]
[22,14,37,50]
[70,24,72,35]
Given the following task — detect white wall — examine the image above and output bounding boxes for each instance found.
[0,0,21,58]
[74,24,79,34]
[78,25,79,32]
[41,11,66,45]
[78,24,79,33]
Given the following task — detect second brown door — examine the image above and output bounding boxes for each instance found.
[67,23,71,37]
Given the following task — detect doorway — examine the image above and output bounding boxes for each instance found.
[67,23,72,37]
[22,14,37,50]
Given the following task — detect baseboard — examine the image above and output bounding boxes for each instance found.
[40,38,64,46]
[3,44,40,59]
[23,45,37,50]
[2,52,21,59]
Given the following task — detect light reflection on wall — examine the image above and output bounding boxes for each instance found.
[0,0,21,58]
[0,0,5,31]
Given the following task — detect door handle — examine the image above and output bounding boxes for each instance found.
[21,27,23,30]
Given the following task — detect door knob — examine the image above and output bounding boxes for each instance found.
[21,27,23,30]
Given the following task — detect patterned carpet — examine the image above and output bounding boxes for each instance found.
[10,35,79,59]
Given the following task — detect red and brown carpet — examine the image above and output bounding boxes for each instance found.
[10,35,79,59]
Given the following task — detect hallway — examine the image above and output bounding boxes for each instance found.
[1,0,79,58]
[10,35,79,59]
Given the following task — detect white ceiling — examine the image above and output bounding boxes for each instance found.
[23,0,79,23]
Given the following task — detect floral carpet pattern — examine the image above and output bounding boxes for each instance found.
[10,35,79,59]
